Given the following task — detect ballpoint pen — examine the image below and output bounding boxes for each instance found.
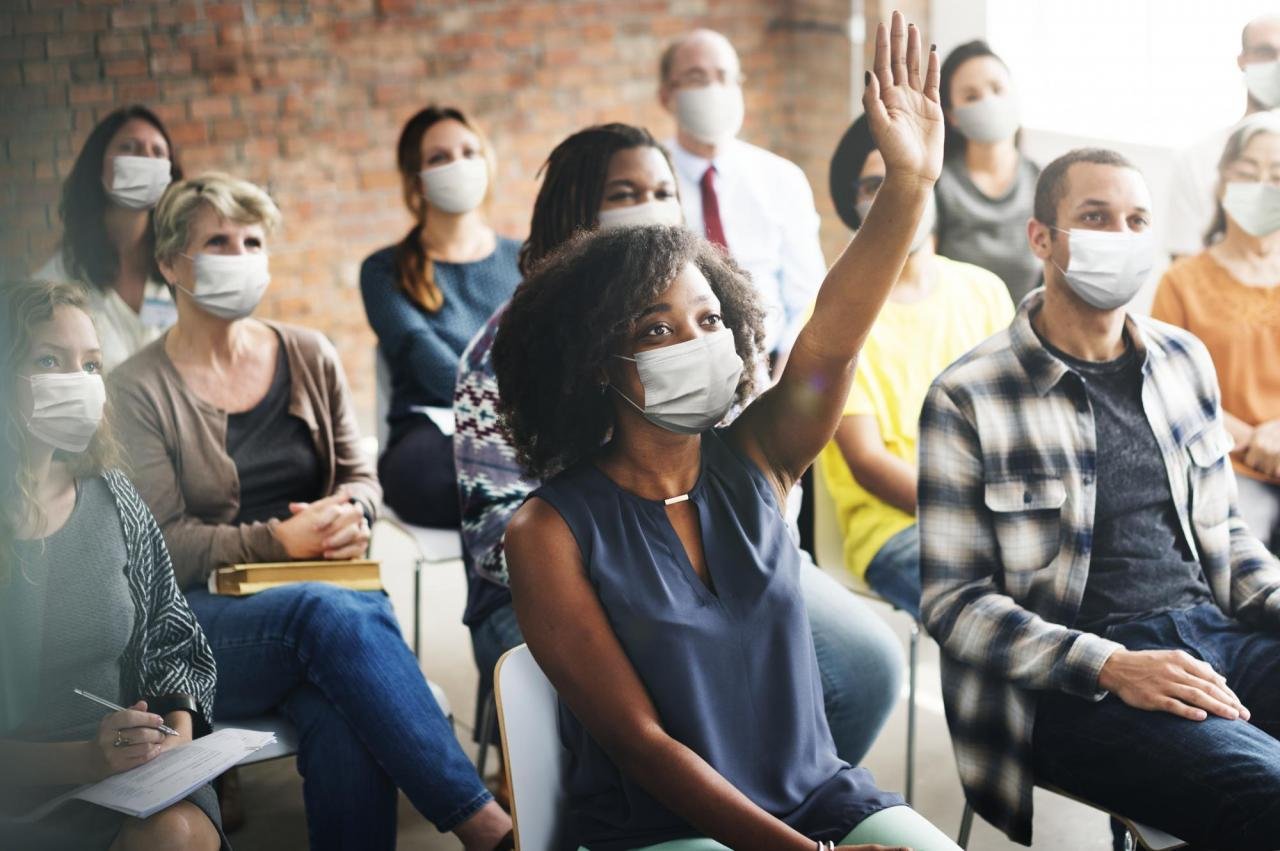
[73,689,180,737]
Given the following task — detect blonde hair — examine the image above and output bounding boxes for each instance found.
[2,279,118,584]
[153,172,283,264]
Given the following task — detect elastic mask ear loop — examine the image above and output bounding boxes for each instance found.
[607,354,644,414]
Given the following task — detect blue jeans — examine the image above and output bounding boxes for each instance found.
[863,525,921,620]
[470,557,904,765]
[188,585,492,850]
[1033,602,1280,849]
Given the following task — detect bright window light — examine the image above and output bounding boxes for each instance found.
[988,0,1277,147]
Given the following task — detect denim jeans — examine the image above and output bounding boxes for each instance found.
[1033,602,1280,849]
[863,525,921,620]
[469,556,904,765]
[188,584,492,850]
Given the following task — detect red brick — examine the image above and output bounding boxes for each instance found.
[15,13,59,35]
[206,2,245,24]
[96,31,145,57]
[70,58,101,82]
[68,81,114,105]
[166,120,209,146]
[211,117,249,142]
[187,96,235,119]
[61,9,109,33]
[45,32,93,59]
[210,74,254,95]
[104,56,148,78]
[108,6,153,30]
[116,79,162,101]
[150,52,194,75]
[22,59,69,84]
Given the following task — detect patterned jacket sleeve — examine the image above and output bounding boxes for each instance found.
[109,471,218,735]
[454,310,535,585]
[918,383,1123,699]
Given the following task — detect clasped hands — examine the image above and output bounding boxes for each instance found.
[274,485,372,560]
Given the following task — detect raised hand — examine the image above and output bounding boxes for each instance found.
[862,10,944,187]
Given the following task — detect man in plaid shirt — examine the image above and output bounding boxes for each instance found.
[919,148,1280,847]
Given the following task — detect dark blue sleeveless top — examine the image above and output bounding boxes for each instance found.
[532,429,901,850]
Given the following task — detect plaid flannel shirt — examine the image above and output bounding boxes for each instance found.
[918,291,1280,845]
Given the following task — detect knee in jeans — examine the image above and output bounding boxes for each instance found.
[292,584,395,643]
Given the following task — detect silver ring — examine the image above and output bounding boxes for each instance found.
[113,730,128,748]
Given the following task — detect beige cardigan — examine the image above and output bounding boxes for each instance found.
[109,321,381,589]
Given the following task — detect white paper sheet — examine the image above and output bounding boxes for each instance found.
[18,728,275,822]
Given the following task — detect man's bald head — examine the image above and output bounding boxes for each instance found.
[1243,14,1280,53]
[658,29,740,86]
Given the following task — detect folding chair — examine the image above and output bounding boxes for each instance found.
[811,463,921,804]
[494,644,571,851]
[957,787,1187,851]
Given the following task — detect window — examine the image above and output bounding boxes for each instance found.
[987,0,1275,147]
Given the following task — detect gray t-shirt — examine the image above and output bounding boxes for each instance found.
[2,476,133,740]
[935,154,1042,305]
[1038,336,1214,631]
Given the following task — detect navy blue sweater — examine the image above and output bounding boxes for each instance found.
[360,237,521,437]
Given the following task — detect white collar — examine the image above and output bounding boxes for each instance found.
[668,137,739,185]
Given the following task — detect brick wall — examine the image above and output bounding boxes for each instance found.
[0,0,927,436]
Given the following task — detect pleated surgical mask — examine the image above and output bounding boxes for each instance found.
[24,372,106,453]
[174,253,271,321]
[674,84,745,147]
[949,93,1020,144]
[1223,181,1280,237]
[1245,60,1280,109]
[597,200,683,230]
[1052,227,1154,311]
[420,157,489,215]
[108,156,172,210]
[612,330,743,435]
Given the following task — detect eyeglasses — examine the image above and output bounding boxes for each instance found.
[669,68,746,89]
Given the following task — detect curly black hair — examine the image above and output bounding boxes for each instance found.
[493,225,766,480]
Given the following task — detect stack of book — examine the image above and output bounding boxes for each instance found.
[209,560,382,596]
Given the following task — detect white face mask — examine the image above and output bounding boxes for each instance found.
[1223,181,1280,237]
[1052,228,1154,311]
[108,156,172,210]
[597,200,683,230]
[420,157,489,214]
[856,191,937,254]
[175,253,271,321]
[1245,60,1280,109]
[674,84,745,147]
[612,329,743,435]
[949,93,1020,144]
[25,372,106,453]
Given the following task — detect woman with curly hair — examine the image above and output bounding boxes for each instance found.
[34,105,184,371]
[492,14,959,851]
[0,279,224,850]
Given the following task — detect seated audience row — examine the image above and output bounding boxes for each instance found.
[9,8,1280,851]
[0,280,224,850]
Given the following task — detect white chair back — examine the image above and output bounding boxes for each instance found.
[812,461,871,595]
[495,644,570,851]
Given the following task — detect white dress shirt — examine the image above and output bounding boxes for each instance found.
[667,138,827,354]
[35,253,177,372]
[1165,123,1236,258]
